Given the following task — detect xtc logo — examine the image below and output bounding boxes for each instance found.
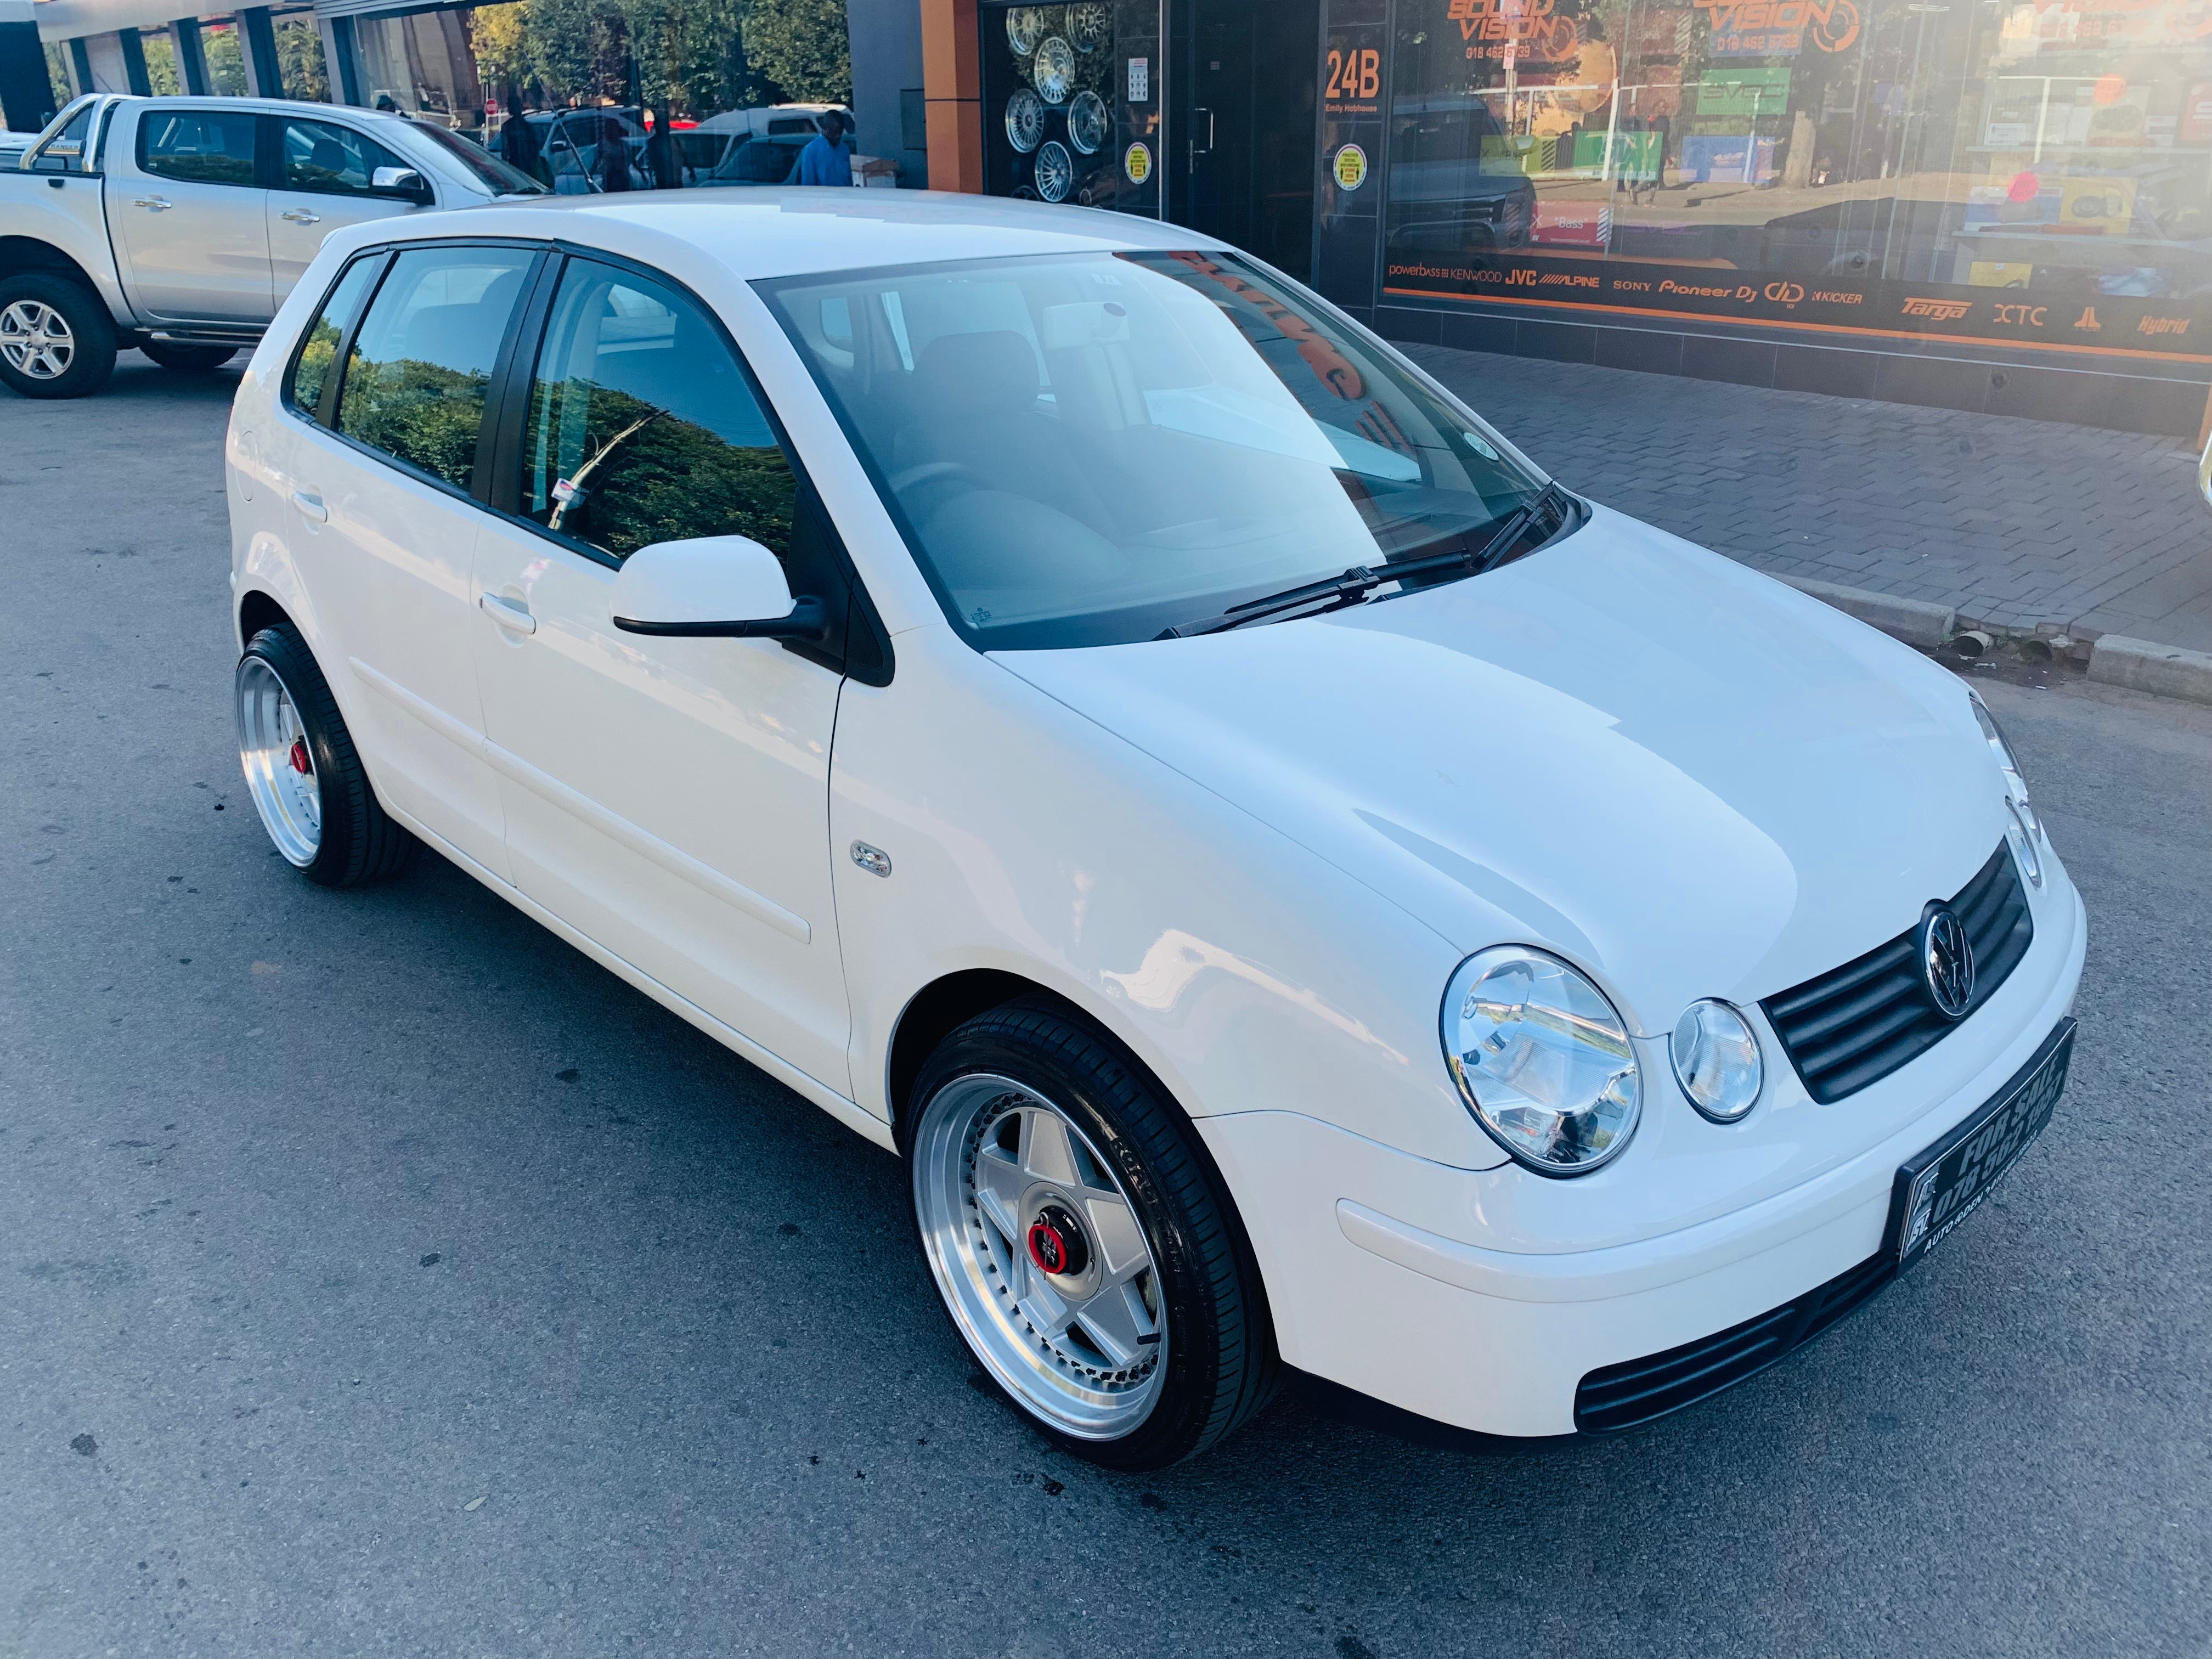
[1994,302,2048,326]
[1901,296,1973,321]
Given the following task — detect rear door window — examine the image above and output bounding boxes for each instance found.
[336,245,538,488]
[137,108,258,187]
[286,255,386,424]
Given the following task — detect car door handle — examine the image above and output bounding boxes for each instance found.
[291,488,327,522]
[279,207,322,224]
[133,195,172,211]
[479,591,537,635]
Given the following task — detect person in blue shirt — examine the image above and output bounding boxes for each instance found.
[791,111,854,187]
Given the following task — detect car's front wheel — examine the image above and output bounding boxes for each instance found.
[0,274,117,399]
[236,623,415,887]
[909,1000,1278,1469]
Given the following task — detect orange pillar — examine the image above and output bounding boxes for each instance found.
[922,0,983,193]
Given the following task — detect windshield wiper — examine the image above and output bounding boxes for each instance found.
[1153,482,1572,639]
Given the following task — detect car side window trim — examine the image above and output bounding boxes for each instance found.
[280,238,551,514]
[278,248,391,428]
[477,240,894,685]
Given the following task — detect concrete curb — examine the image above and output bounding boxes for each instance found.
[2087,635,2212,707]
[1775,575,1956,651]
[1771,572,2212,706]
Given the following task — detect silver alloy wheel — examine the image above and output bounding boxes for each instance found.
[0,299,75,380]
[913,1073,1167,1440]
[235,656,323,867]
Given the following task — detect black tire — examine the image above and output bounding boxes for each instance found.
[238,623,416,887]
[142,340,238,373]
[909,999,1279,1469]
[0,273,118,399]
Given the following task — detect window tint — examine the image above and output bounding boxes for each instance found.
[521,259,794,562]
[137,109,258,187]
[287,256,384,422]
[281,119,411,198]
[337,246,536,487]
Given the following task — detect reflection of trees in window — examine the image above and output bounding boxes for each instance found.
[340,358,491,487]
[529,377,795,560]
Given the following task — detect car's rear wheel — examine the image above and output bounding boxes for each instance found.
[142,341,238,373]
[0,274,117,400]
[909,1000,1278,1469]
[236,623,415,887]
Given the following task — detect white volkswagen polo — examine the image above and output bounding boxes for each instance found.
[225,191,2085,1468]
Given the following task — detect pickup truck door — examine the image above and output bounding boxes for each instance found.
[106,104,273,325]
[266,117,428,305]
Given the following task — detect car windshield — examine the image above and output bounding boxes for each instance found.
[762,250,1553,649]
[410,121,546,195]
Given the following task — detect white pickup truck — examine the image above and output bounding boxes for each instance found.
[1,93,545,398]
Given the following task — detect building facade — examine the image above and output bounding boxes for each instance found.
[5,0,927,186]
[923,0,2212,433]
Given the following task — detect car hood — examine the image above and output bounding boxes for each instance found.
[994,504,2011,1036]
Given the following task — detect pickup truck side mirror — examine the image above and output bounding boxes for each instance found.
[609,535,830,642]
[370,165,432,205]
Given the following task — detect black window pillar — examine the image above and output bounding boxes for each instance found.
[241,5,283,98]
[325,13,363,105]
[119,26,154,95]
[174,18,212,95]
[0,4,58,131]
[69,36,94,96]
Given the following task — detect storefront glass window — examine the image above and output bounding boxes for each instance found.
[980,2,1163,215]
[1379,0,2212,359]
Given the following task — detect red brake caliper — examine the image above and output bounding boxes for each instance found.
[287,738,312,775]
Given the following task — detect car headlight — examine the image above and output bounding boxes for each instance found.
[1970,689,2045,885]
[1441,947,1640,1176]
[1670,1000,1763,1122]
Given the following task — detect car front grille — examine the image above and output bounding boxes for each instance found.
[1761,842,2033,1105]
[1573,1250,1894,1433]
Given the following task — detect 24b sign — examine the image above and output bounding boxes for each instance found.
[1325,47,1381,109]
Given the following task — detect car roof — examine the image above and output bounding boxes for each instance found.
[362,188,1231,282]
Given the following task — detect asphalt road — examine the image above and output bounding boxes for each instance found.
[3,361,2208,1658]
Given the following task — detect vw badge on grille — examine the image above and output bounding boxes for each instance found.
[1917,902,1975,1020]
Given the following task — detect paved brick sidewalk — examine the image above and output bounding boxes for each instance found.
[1406,343,2212,653]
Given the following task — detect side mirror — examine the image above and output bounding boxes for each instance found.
[610,535,828,641]
[371,165,431,204]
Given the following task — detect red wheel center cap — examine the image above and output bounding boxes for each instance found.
[287,738,312,775]
[1025,1205,1088,1278]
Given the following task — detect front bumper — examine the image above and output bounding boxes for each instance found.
[1198,884,2087,1440]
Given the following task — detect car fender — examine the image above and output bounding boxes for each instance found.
[829,620,1510,1172]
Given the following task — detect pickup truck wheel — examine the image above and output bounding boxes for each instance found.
[142,341,238,373]
[0,274,117,399]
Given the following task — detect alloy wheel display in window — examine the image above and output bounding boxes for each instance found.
[1005,7,1047,57]
[1068,3,1111,54]
[1006,87,1046,153]
[1034,139,1074,202]
[1032,37,1076,105]
[1066,89,1109,156]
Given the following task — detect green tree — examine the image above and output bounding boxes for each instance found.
[275,19,329,103]
[744,0,849,106]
